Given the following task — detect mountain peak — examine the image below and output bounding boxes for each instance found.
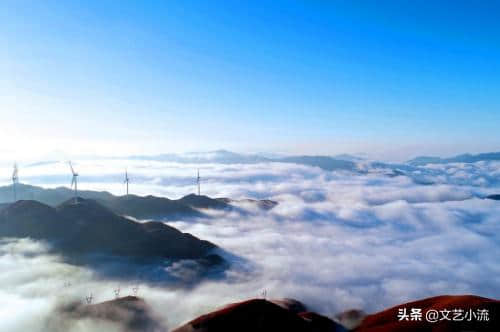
[55,197,122,225]
[57,197,114,214]
[1,195,220,262]
[179,194,230,209]
[1,199,54,216]
[52,296,166,332]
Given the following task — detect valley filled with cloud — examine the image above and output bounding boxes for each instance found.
[1,157,499,331]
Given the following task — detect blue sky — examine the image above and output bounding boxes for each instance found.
[1,0,499,161]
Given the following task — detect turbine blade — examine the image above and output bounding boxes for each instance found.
[68,161,75,175]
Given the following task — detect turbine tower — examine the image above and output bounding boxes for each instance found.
[68,161,79,204]
[196,169,201,196]
[124,169,130,196]
[12,163,19,202]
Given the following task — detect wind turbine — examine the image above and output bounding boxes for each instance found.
[12,163,19,202]
[132,285,139,296]
[196,169,201,196]
[124,169,130,196]
[68,161,79,204]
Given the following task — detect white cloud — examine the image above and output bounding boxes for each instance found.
[1,158,499,330]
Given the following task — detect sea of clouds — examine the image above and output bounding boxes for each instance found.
[1,158,499,331]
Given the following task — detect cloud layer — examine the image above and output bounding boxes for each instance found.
[1,159,499,330]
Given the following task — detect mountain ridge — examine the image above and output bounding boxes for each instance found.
[0,183,277,220]
[408,152,500,165]
[127,150,360,171]
[169,294,499,332]
[0,197,219,262]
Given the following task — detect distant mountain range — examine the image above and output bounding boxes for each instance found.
[0,198,218,263]
[6,150,500,195]
[13,150,500,172]
[128,149,500,170]
[0,183,277,220]
[127,149,360,171]
[407,152,500,166]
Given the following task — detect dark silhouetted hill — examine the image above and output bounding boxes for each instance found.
[49,296,166,332]
[0,183,114,206]
[178,194,231,210]
[0,183,277,219]
[0,198,217,261]
[172,298,344,332]
[171,295,499,332]
[486,194,500,201]
[98,194,204,220]
[0,200,69,239]
[48,294,499,332]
